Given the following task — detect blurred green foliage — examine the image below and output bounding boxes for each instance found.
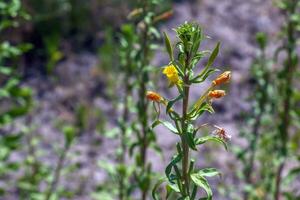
[0,0,33,197]
[234,1,300,199]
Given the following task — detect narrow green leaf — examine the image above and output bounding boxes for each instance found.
[190,174,212,200]
[197,168,221,178]
[185,130,197,151]
[152,120,179,134]
[167,182,180,193]
[129,141,140,156]
[164,32,174,61]
[190,50,210,69]
[152,177,167,200]
[189,102,214,121]
[195,136,228,150]
[197,42,220,79]
[166,94,183,113]
[191,69,220,83]
[207,42,220,67]
[184,124,197,151]
[165,154,182,183]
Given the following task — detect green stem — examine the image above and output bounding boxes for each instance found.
[138,1,150,199]
[181,52,191,197]
[275,2,297,199]
[45,145,69,200]
[118,77,131,200]
[243,48,269,200]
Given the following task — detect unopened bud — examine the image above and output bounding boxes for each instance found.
[212,71,231,86]
[146,91,163,102]
[208,90,226,99]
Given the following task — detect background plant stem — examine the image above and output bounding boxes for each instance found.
[243,48,269,200]
[45,145,70,200]
[138,1,150,199]
[275,2,297,199]
[118,77,130,200]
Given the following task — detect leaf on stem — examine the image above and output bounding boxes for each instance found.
[186,124,197,151]
[189,102,214,121]
[166,94,183,113]
[164,32,174,61]
[195,135,228,150]
[196,168,221,178]
[190,173,212,200]
[197,42,220,80]
[165,154,182,183]
[152,177,167,200]
[151,120,179,134]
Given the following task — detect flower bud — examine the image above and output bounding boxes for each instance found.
[153,10,173,23]
[212,71,231,86]
[208,90,226,99]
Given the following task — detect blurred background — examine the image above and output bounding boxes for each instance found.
[0,0,299,199]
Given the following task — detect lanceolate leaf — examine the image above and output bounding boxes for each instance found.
[190,50,210,69]
[167,182,180,193]
[166,94,183,113]
[197,42,220,79]
[185,124,197,150]
[191,68,220,83]
[152,120,179,134]
[189,102,214,121]
[164,32,174,61]
[152,177,167,200]
[195,136,228,150]
[206,42,220,69]
[185,130,197,151]
[129,141,141,156]
[190,173,212,200]
[165,153,182,183]
[196,168,221,178]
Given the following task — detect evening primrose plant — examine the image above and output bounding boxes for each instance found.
[150,22,231,200]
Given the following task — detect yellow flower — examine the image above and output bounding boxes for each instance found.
[212,71,231,86]
[146,91,163,102]
[208,90,226,99]
[163,65,180,86]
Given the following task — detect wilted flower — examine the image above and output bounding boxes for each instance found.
[212,125,231,141]
[212,71,231,86]
[208,90,226,99]
[146,91,163,102]
[163,64,181,86]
